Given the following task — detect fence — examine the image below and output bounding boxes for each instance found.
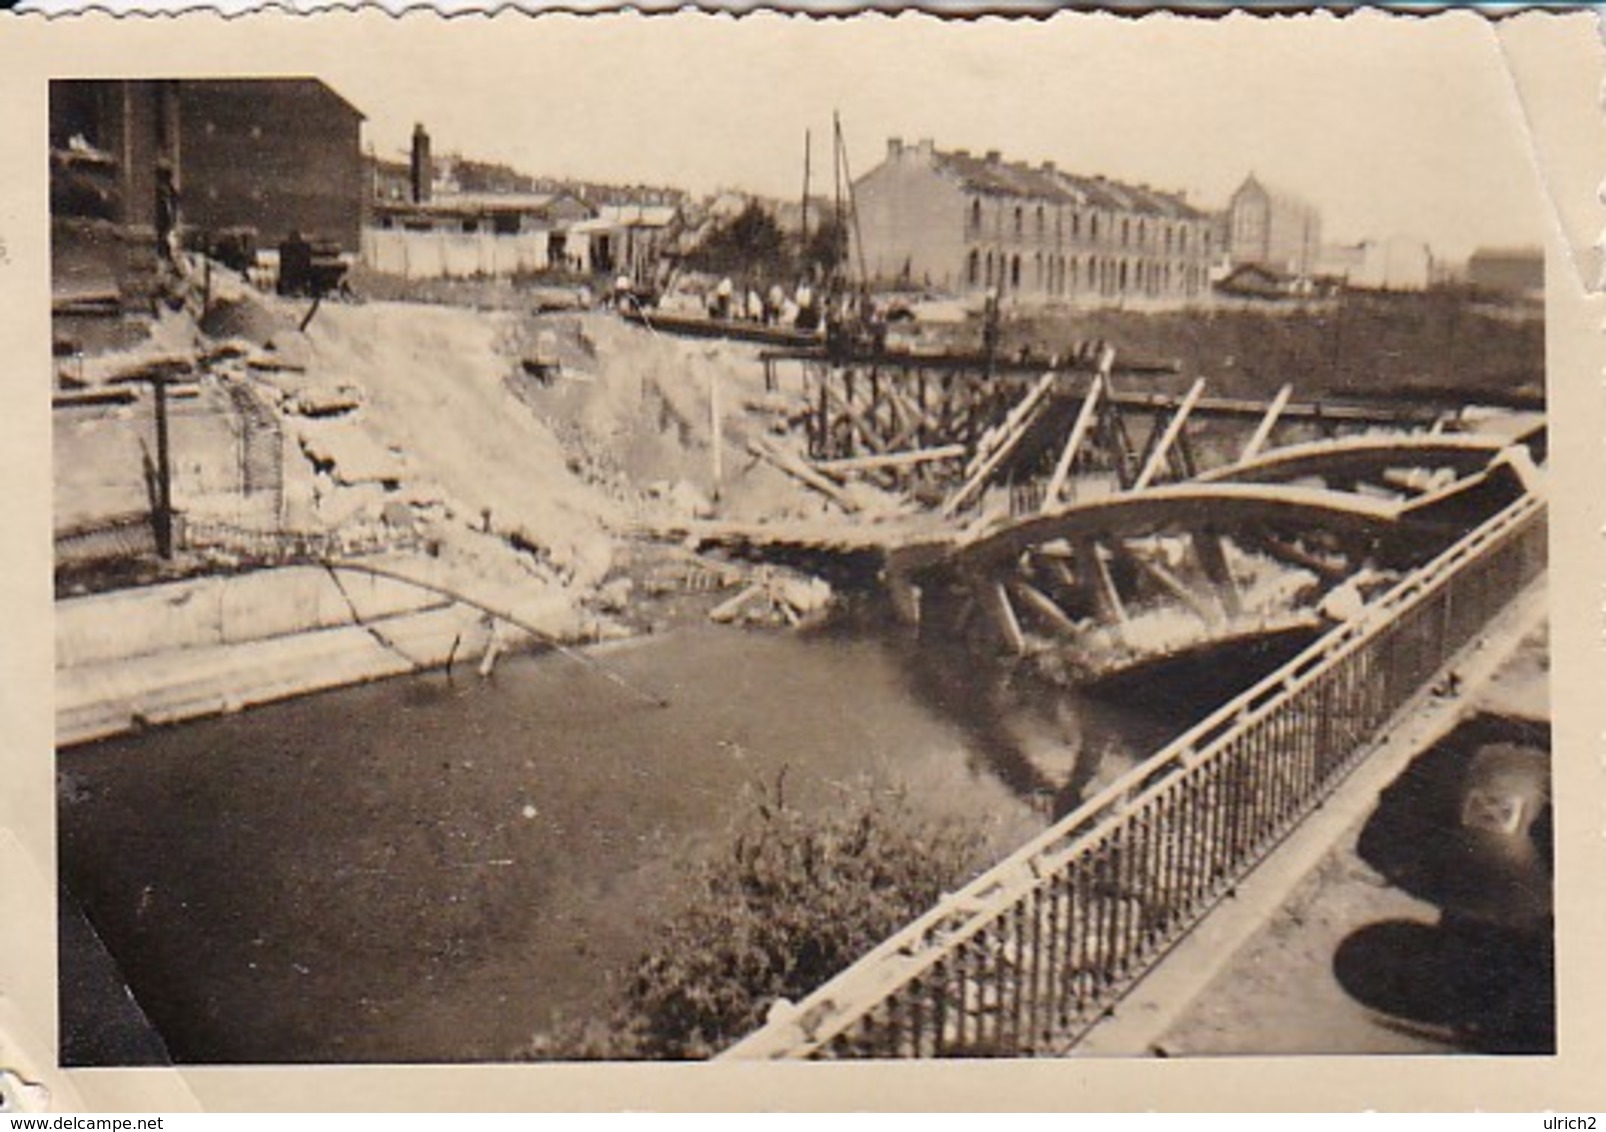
[362,228,556,280]
[55,379,286,574]
[54,511,157,567]
[722,491,1547,1060]
[180,516,420,562]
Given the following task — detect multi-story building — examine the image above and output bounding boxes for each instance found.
[50,78,366,320]
[851,138,1216,304]
[1225,174,1322,278]
[176,79,367,255]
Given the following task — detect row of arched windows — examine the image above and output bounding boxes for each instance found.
[966,196,1207,256]
[966,246,1205,299]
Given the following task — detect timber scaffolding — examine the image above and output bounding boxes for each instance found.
[666,341,1544,683]
[759,341,1447,505]
[675,341,1530,584]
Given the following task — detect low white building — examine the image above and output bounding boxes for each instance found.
[1319,235,1433,291]
[363,190,597,279]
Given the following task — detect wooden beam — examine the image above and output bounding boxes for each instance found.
[1192,530,1242,619]
[1244,528,1350,583]
[881,381,938,452]
[1240,383,1293,462]
[1132,553,1218,626]
[964,370,1059,479]
[812,445,967,476]
[984,580,1028,655]
[1078,539,1129,626]
[745,437,861,513]
[944,371,1059,518]
[1097,378,1141,489]
[1132,378,1205,491]
[823,380,890,455]
[1042,374,1105,513]
[1008,579,1080,638]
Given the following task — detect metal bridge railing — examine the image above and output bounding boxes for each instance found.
[722,491,1547,1060]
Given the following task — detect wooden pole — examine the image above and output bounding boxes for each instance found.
[800,129,811,258]
[710,368,724,497]
[152,375,174,559]
[1240,383,1293,463]
[1042,373,1105,512]
[1132,377,1205,491]
[812,444,966,476]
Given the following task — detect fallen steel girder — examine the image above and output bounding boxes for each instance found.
[903,482,1406,578]
[1194,432,1512,489]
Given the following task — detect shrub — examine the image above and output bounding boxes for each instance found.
[526,779,988,1060]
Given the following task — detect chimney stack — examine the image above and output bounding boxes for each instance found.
[410,123,432,205]
[1041,160,1057,174]
[985,149,1002,164]
[916,138,934,157]
[887,137,904,160]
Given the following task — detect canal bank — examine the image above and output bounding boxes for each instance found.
[55,557,573,748]
[57,618,1192,1064]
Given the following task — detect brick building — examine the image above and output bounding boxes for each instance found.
[177,79,367,254]
[52,78,367,258]
[1226,173,1322,277]
[851,138,1216,304]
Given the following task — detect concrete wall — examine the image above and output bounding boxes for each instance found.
[56,566,445,669]
[362,227,552,279]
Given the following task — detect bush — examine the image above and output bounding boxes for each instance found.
[526,780,988,1060]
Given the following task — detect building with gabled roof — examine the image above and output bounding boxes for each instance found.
[851,137,1216,303]
[1226,173,1322,278]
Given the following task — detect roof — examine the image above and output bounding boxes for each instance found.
[928,148,1206,220]
[373,191,598,219]
[1468,246,1543,263]
[180,77,366,122]
[1231,173,1316,218]
[597,203,680,228]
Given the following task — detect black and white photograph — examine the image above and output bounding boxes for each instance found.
[11,8,1595,1101]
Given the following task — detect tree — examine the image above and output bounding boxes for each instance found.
[801,215,848,280]
[689,201,788,279]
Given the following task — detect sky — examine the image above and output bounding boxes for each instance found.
[320,11,1549,263]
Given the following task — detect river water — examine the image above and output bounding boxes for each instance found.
[57,620,1209,1064]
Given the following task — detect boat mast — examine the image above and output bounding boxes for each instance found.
[832,111,869,299]
[800,128,811,264]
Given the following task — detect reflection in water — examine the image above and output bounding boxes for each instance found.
[877,611,1288,821]
[890,636,1184,820]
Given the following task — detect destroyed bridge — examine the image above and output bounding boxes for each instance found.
[669,338,1547,1059]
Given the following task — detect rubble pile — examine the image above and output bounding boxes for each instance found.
[56,266,854,642]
